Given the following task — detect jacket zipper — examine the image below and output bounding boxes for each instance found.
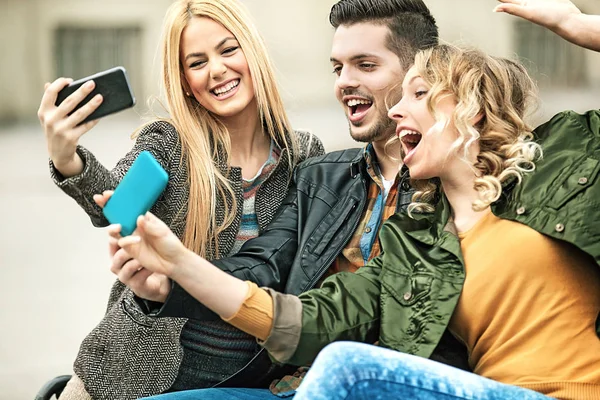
[304,195,365,290]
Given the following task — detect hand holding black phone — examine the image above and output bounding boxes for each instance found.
[55,66,136,124]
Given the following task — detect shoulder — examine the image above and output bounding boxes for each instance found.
[534,109,600,142]
[136,120,181,148]
[296,148,364,171]
[293,130,325,161]
[133,120,184,172]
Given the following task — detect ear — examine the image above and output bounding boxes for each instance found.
[180,72,192,97]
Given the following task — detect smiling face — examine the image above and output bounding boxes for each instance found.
[180,17,256,120]
[330,23,405,143]
[388,66,461,180]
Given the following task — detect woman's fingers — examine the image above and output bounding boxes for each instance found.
[108,235,120,258]
[496,0,523,4]
[38,78,72,120]
[107,223,122,238]
[494,2,525,15]
[118,235,141,248]
[118,259,143,283]
[141,212,168,238]
[127,267,154,289]
[69,114,102,140]
[65,93,103,128]
[110,248,133,275]
[94,190,114,208]
[54,80,95,118]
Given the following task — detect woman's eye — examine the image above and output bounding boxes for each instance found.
[189,60,206,68]
[223,46,239,54]
[415,90,428,98]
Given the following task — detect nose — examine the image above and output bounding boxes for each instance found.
[336,66,358,92]
[387,98,405,122]
[210,59,228,79]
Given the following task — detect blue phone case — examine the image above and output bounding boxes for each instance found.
[103,151,169,236]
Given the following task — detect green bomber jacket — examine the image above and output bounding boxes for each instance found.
[261,109,600,367]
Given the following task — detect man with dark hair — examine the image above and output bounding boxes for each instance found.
[118,1,444,399]
[329,0,438,69]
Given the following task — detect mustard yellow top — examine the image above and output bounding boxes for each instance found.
[451,211,600,399]
[228,211,600,399]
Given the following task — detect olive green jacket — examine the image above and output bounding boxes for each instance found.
[262,110,600,367]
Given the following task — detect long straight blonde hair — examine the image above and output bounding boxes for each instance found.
[158,0,296,257]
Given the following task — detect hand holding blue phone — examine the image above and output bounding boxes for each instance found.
[103,151,169,236]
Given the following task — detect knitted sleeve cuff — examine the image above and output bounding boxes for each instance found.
[223,281,274,341]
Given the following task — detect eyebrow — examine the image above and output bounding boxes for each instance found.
[402,74,422,89]
[184,37,237,61]
[330,53,381,63]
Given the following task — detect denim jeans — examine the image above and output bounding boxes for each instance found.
[293,342,551,400]
[143,388,294,399]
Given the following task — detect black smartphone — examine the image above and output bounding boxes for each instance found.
[55,66,136,124]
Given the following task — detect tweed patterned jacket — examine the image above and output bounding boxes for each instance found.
[50,120,324,399]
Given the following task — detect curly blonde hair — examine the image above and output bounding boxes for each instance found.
[406,44,542,214]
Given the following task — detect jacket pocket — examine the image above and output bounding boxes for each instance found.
[121,291,156,327]
[380,268,433,307]
[310,196,359,256]
[546,156,599,210]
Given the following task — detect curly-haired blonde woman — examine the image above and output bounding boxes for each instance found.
[110,1,600,399]
[37,0,323,398]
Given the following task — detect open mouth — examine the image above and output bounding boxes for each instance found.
[346,98,372,122]
[211,79,240,98]
[399,129,422,160]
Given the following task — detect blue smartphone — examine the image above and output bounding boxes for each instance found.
[103,151,169,236]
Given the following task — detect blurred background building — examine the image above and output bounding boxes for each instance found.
[1,0,599,398]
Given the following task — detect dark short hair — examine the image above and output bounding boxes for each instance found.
[329,0,439,69]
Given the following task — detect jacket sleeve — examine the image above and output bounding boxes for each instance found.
[261,255,383,366]
[49,121,176,227]
[154,176,301,320]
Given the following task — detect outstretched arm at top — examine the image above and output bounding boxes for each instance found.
[495,0,600,52]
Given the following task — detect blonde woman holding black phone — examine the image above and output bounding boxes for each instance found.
[37,0,323,398]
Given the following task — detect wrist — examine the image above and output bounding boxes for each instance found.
[168,247,196,282]
[554,12,583,42]
[54,153,83,177]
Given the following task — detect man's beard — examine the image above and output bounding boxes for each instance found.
[349,106,395,143]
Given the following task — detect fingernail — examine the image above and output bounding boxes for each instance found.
[93,94,103,103]
[85,80,95,89]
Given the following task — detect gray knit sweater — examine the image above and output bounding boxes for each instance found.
[50,120,324,399]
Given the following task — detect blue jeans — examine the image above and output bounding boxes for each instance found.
[143,388,293,399]
[293,342,551,400]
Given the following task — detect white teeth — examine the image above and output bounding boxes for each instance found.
[213,80,239,95]
[399,129,421,138]
[346,99,372,107]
